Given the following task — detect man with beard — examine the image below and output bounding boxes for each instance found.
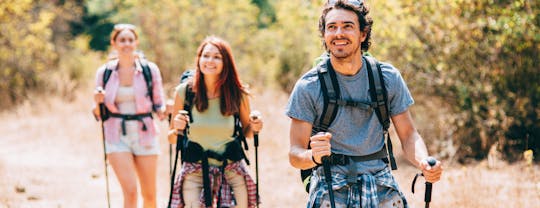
[285,1,443,207]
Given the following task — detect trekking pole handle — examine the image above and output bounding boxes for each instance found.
[321,155,332,181]
[95,86,106,119]
[99,103,106,120]
[177,110,189,127]
[250,111,262,147]
[424,157,437,207]
[175,110,189,151]
[177,110,189,128]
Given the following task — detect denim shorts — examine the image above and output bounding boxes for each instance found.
[105,133,160,155]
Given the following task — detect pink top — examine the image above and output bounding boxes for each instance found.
[94,59,165,145]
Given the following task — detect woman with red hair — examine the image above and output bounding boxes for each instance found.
[168,36,263,208]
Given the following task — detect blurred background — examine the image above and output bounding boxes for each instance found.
[0,0,538,207]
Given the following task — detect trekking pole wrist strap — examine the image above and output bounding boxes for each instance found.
[312,154,322,166]
[168,129,184,136]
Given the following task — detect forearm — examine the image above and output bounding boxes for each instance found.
[289,118,318,169]
[401,131,429,169]
[289,146,317,170]
[242,124,254,139]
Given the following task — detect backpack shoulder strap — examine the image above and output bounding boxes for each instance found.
[363,55,397,170]
[184,84,195,123]
[364,56,390,130]
[316,58,340,133]
[103,66,113,88]
[139,59,156,111]
[232,113,250,166]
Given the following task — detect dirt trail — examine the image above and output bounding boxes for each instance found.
[1,88,538,208]
[0,89,308,208]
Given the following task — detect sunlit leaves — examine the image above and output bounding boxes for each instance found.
[379,0,539,161]
[0,0,57,107]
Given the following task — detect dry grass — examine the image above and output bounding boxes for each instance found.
[0,85,539,208]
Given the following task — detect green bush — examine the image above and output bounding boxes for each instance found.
[378,0,540,161]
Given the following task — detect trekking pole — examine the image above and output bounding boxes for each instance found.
[168,110,189,208]
[424,157,437,208]
[166,99,174,176]
[98,102,111,208]
[250,111,262,207]
[411,157,437,208]
[322,156,336,208]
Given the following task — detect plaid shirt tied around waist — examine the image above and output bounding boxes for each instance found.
[308,166,408,208]
[170,161,258,208]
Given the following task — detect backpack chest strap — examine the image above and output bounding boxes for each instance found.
[330,98,374,110]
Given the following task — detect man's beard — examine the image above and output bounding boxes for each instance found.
[331,49,352,59]
[328,42,360,60]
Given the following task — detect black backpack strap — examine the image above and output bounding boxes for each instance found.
[364,56,397,170]
[364,56,390,129]
[180,69,195,83]
[184,84,195,123]
[139,59,156,112]
[100,65,114,121]
[316,58,340,133]
[103,67,113,88]
[301,59,341,193]
[233,113,250,165]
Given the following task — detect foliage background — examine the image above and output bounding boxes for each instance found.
[0,0,538,162]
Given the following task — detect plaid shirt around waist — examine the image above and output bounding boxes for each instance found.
[308,166,408,208]
[170,161,258,208]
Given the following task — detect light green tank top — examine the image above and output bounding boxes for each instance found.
[176,83,236,160]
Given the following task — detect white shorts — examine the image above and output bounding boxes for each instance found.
[105,134,160,155]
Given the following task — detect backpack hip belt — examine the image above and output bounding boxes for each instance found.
[182,140,246,163]
[320,147,389,166]
[109,112,153,135]
[182,139,245,207]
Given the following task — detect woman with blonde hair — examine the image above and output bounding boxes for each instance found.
[92,23,166,208]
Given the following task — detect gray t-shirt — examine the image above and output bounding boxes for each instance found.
[285,57,414,174]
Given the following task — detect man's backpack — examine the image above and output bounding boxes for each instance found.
[103,59,157,112]
[301,55,397,192]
